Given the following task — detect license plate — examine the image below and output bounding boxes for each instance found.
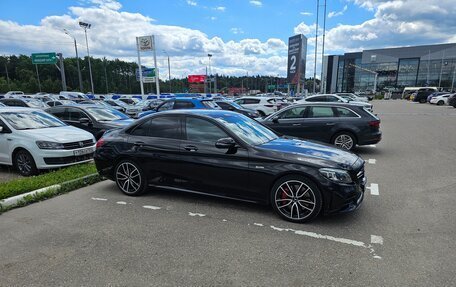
[73,147,94,156]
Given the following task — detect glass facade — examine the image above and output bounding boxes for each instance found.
[329,44,456,92]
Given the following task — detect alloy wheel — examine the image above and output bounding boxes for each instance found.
[116,162,142,195]
[334,134,354,150]
[274,180,316,221]
[17,153,32,175]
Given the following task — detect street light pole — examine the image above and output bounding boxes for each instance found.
[63,29,83,92]
[163,50,171,92]
[208,54,212,94]
[79,21,94,94]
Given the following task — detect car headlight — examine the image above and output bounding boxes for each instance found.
[319,168,353,184]
[36,141,64,150]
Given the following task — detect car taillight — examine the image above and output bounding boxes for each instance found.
[96,138,105,149]
[368,120,380,128]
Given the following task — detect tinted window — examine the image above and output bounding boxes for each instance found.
[131,116,181,139]
[306,96,325,102]
[234,99,244,105]
[157,100,174,111]
[201,100,220,109]
[279,107,307,119]
[186,117,228,143]
[67,108,87,121]
[307,106,336,118]
[49,107,66,119]
[335,107,358,118]
[244,99,260,104]
[216,102,230,109]
[174,101,195,109]
[326,96,340,102]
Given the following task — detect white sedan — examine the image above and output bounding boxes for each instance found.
[430,94,452,105]
[0,108,96,176]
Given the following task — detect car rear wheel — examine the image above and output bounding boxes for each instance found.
[14,149,38,176]
[332,132,356,150]
[419,98,426,103]
[437,100,444,106]
[257,110,266,117]
[115,160,147,196]
[271,175,322,223]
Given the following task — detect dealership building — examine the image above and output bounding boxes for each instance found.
[321,43,456,93]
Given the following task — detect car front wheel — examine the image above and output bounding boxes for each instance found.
[437,100,444,106]
[332,132,356,150]
[271,175,322,223]
[14,149,38,176]
[115,160,147,196]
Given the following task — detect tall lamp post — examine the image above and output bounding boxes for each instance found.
[79,21,94,94]
[163,50,171,92]
[63,29,83,92]
[208,54,212,93]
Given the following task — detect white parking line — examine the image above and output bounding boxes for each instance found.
[368,159,377,164]
[91,197,107,201]
[366,183,379,195]
[371,235,384,245]
[188,212,206,217]
[368,145,377,148]
[253,223,264,227]
[116,201,127,205]
[143,205,161,210]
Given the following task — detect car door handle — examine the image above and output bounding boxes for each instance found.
[292,123,301,126]
[133,141,145,147]
[184,145,198,152]
[326,123,335,126]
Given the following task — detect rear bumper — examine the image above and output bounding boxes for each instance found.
[358,131,382,145]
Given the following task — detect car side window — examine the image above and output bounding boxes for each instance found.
[307,106,336,118]
[245,99,260,104]
[279,107,307,119]
[174,100,195,109]
[49,107,66,119]
[185,117,228,144]
[157,100,174,111]
[216,102,230,109]
[335,107,358,118]
[131,116,181,139]
[234,99,244,105]
[326,96,340,102]
[306,96,323,102]
[67,108,88,121]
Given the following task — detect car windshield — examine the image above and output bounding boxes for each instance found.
[134,100,151,107]
[85,107,129,121]
[214,113,278,146]
[0,111,66,130]
[25,99,48,108]
[113,100,130,108]
[228,101,243,109]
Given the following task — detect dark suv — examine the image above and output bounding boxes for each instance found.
[414,88,438,103]
[449,94,456,108]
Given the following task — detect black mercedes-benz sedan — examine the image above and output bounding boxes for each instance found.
[261,103,381,150]
[94,110,366,223]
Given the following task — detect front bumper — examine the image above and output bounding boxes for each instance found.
[34,145,96,169]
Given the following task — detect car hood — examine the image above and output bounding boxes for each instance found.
[256,138,361,170]
[18,126,94,142]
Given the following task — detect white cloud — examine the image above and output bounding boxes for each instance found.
[249,1,262,7]
[214,6,226,12]
[230,28,244,34]
[0,0,290,79]
[300,12,313,16]
[210,16,217,21]
[328,5,348,18]
[186,0,197,6]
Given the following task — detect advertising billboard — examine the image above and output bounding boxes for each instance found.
[188,75,206,83]
[287,34,308,84]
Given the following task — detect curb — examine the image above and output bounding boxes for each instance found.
[0,173,100,209]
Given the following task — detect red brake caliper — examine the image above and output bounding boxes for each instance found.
[281,186,289,200]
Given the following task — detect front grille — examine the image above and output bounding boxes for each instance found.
[44,153,94,165]
[62,139,94,150]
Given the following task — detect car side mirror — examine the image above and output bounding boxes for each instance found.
[215,137,237,149]
[79,117,91,124]
[0,126,3,133]
[272,116,280,123]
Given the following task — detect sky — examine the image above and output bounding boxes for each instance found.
[1,0,456,79]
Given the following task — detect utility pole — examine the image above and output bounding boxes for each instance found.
[56,53,67,91]
[320,0,327,94]
[103,58,109,93]
[313,0,320,94]
[4,62,10,90]
[64,29,83,91]
[79,21,94,94]
[35,65,41,92]
[163,50,171,92]
[208,54,213,94]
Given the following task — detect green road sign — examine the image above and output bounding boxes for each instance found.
[32,53,57,64]
[267,84,277,90]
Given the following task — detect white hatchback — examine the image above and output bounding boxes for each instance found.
[430,94,452,105]
[234,96,279,116]
[0,108,96,176]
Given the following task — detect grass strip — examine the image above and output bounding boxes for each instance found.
[0,173,103,213]
[0,163,98,200]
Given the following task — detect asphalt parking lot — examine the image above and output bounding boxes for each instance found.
[0,100,455,286]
